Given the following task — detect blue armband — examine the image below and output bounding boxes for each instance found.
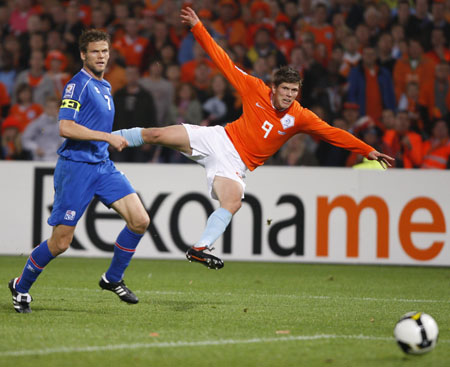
[112,127,144,147]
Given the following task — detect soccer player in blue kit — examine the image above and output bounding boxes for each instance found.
[8,29,150,313]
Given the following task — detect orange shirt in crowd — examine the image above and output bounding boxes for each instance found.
[275,38,295,63]
[78,4,92,26]
[364,68,383,122]
[211,18,247,47]
[393,55,436,101]
[425,49,450,64]
[180,58,216,83]
[421,138,450,169]
[113,35,149,67]
[382,130,423,168]
[191,21,374,171]
[303,24,334,57]
[27,74,45,88]
[8,103,44,131]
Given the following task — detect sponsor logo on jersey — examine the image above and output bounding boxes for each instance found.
[94,86,101,94]
[64,83,76,98]
[64,210,76,221]
[255,102,265,110]
[61,99,81,111]
[280,114,295,129]
[278,131,287,135]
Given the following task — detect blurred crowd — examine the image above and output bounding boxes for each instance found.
[0,0,449,168]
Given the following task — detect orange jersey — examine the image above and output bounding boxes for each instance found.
[421,138,450,169]
[9,103,43,131]
[303,24,334,56]
[113,36,149,67]
[192,21,374,171]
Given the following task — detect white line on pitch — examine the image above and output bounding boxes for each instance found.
[40,287,450,304]
[0,334,393,357]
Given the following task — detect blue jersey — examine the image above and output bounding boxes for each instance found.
[58,68,115,163]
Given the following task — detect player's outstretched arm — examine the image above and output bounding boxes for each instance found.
[180,6,251,95]
[366,150,395,169]
[112,128,144,147]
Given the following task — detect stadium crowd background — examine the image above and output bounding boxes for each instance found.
[0,0,449,168]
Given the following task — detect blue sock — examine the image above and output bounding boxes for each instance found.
[196,208,232,248]
[105,226,143,282]
[16,240,55,293]
[112,127,144,147]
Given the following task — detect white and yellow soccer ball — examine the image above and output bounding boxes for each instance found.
[394,312,439,354]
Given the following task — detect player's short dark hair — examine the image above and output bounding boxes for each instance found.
[272,66,303,88]
[79,29,111,53]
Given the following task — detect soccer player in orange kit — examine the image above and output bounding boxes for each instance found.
[113,7,394,269]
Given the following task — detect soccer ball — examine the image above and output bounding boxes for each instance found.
[394,312,439,354]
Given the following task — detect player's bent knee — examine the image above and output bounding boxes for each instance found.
[226,201,242,215]
[57,241,71,253]
[48,238,71,256]
[128,213,150,234]
[48,227,74,255]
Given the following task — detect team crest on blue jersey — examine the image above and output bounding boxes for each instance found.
[281,114,295,129]
[64,210,76,221]
[64,83,76,98]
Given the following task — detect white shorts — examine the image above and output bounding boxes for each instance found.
[182,124,247,200]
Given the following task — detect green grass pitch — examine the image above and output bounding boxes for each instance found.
[0,256,449,367]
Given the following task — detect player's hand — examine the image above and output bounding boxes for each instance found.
[109,134,129,151]
[367,150,395,169]
[180,6,199,28]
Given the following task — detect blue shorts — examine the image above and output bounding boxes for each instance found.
[48,157,135,227]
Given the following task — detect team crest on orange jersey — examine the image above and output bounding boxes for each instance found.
[280,114,295,129]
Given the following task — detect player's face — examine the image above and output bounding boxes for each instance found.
[81,40,110,78]
[271,82,299,110]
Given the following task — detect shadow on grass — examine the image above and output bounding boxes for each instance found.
[152,298,230,312]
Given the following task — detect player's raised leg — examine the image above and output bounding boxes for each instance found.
[113,125,192,154]
[99,193,149,304]
[186,176,243,270]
